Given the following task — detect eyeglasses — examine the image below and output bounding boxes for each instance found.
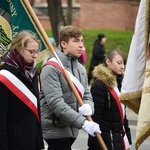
[25,49,40,55]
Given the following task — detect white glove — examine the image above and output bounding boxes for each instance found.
[82,120,101,137]
[78,104,92,116]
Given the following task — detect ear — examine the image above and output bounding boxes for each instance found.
[106,59,111,66]
[60,41,66,49]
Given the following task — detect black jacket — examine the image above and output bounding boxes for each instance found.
[0,64,44,150]
[88,40,105,83]
[88,65,132,150]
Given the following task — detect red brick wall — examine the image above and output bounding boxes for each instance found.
[37,0,139,30]
[79,1,139,30]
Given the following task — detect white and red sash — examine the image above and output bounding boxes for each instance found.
[0,69,40,122]
[45,57,85,99]
[107,86,130,150]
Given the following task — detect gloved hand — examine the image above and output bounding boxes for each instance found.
[78,104,92,116]
[82,120,101,137]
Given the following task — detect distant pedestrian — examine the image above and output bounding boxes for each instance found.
[87,50,132,150]
[88,33,106,84]
[49,37,56,50]
[78,45,87,65]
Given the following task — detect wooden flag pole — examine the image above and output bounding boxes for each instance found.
[22,1,108,149]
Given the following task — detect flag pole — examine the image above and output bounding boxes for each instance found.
[22,0,108,149]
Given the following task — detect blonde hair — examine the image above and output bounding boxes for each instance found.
[10,30,41,52]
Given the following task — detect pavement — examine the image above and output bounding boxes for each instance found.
[126,107,138,126]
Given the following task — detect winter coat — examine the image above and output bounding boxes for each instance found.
[40,50,93,139]
[88,40,106,83]
[88,64,132,150]
[90,40,106,66]
[0,63,44,150]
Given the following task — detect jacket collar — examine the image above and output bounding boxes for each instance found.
[93,64,117,88]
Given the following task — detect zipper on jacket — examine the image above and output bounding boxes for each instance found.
[71,59,75,75]
[71,59,80,112]
[110,130,114,150]
[108,92,111,108]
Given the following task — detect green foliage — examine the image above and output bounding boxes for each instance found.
[46,30,53,37]
[46,29,133,71]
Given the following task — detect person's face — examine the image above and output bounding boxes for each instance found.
[106,54,125,75]
[61,36,84,58]
[20,39,39,63]
[100,37,106,45]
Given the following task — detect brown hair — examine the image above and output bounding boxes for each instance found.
[10,30,41,52]
[103,49,127,66]
[59,25,83,43]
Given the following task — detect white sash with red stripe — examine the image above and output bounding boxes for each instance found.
[45,57,85,98]
[0,69,40,122]
[108,86,130,150]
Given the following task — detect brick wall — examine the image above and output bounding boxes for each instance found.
[36,0,139,30]
[79,1,139,30]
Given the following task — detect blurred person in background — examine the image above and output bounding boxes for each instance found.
[78,45,87,66]
[88,33,106,84]
[49,37,56,50]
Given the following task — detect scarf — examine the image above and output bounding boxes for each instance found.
[4,50,36,80]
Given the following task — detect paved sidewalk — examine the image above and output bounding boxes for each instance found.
[126,107,138,126]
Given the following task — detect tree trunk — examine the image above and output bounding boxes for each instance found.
[67,0,72,25]
[47,0,66,46]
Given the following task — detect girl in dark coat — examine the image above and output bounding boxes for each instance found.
[88,34,106,84]
[87,50,132,150]
[0,30,44,150]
